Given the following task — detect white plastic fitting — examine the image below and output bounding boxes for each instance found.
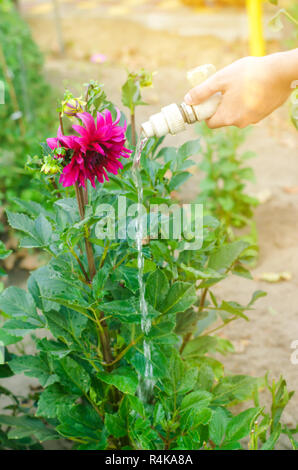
[141,64,221,138]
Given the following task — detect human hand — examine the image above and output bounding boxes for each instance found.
[184,52,297,129]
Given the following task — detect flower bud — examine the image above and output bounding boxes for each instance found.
[41,156,61,175]
[62,98,84,117]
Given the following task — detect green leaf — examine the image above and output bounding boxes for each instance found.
[177,139,200,160]
[43,308,88,344]
[100,298,139,323]
[260,424,281,450]
[100,297,158,323]
[0,327,22,346]
[0,241,12,260]
[9,354,57,388]
[57,403,105,443]
[248,290,267,307]
[54,356,91,395]
[162,282,196,315]
[212,375,263,405]
[35,338,70,358]
[43,293,90,316]
[28,266,90,315]
[148,317,177,345]
[0,287,41,325]
[268,9,284,32]
[153,403,166,426]
[145,269,169,310]
[127,343,168,380]
[0,415,58,442]
[0,363,14,378]
[130,417,162,450]
[225,407,261,443]
[127,395,145,417]
[92,263,111,297]
[208,240,249,273]
[182,335,234,359]
[6,211,52,248]
[36,384,78,419]
[105,413,127,438]
[209,407,229,446]
[168,172,190,191]
[121,77,144,112]
[14,198,54,220]
[2,318,40,336]
[111,265,139,294]
[181,390,212,412]
[98,367,138,395]
[181,407,212,431]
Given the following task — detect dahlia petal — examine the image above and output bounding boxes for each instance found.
[114,107,121,125]
[59,135,77,149]
[77,112,96,135]
[96,112,105,130]
[104,109,113,126]
[47,137,59,150]
[57,126,64,139]
[72,124,90,140]
[92,143,105,155]
[102,168,109,181]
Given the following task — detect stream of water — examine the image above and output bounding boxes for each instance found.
[132,137,154,401]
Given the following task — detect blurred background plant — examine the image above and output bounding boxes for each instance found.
[195,123,259,249]
[268,0,298,127]
[0,0,56,210]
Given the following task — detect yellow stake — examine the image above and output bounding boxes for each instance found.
[246,0,265,56]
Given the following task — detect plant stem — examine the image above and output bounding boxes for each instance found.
[202,315,237,336]
[90,307,113,366]
[75,182,96,279]
[59,112,64,134]
[131,112,136,147]
[106,334,143,367]
[74,183,113,365]
[99,241,110,269]
[50,176,62,198]
[68,244,90,282]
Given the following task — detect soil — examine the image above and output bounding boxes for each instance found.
[1,0,298,449]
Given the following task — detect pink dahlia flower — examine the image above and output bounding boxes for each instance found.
[47,110,132,188]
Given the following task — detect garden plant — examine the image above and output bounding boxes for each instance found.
[0,70,297,450]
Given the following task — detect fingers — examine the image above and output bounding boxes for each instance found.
[184,74,223,105]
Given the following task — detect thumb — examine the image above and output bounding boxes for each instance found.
[184,75,223,105]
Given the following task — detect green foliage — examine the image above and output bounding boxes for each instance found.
[267,0,298,127]
[122,69,153,115]
[196,122,259,235]
[0,77,295,450]
[0,0,56,205]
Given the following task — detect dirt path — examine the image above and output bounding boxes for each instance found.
[2,3,298,448]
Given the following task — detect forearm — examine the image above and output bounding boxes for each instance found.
[269,49,298,88]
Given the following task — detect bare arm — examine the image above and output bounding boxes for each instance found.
[184,49,298,129]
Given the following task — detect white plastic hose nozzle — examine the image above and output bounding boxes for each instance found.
[141,64,221,139]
